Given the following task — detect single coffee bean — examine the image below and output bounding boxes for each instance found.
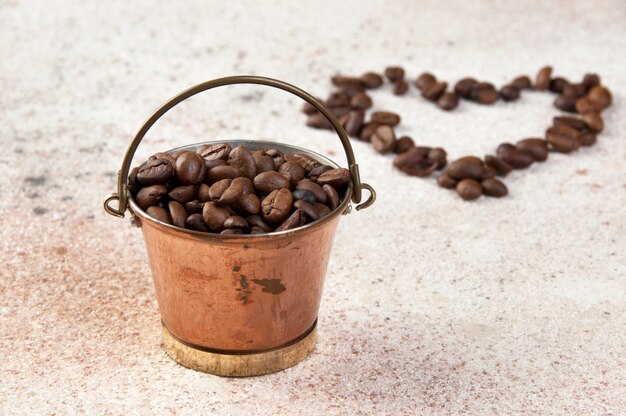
[583,73,601,89]
[361,72,384,89]
[221,229,244,235]
[394,136,415,154]
[437,172,458,189]
[350,92,373,110]
[237,193,261,215]
[284,153,321,174]
[151,152,177,167]
[547,124,582,140]
[549,77,570,94]
[306,113,332,129]
[511,75,532,90]
[554,95,577,112]
[317,168,351,189]
[208,179,232,201]
[553,116,587,131]
[185,200,203,214]
[276,209,306,232]
[246,215,273,232]
[575,97,603,114]
[168,185,195,204]
[497,146,534,169]
[371,125,397,154]
[219,177,253,206]
[253,153,276,174]
[392,146,429,168]
[535,66,552,91]
[331,75,364,89]
[204,158,227,171]
[175,151,206,185]
[279,161,306,186]
[307,165,334,181]
[206,165,240,183]
[146,206,172,224]
[499,85,520,102]
[255,148,285,170]
[224,215,248,229]
[399,160,438,177]
[579,133,597,146]
[582,111,604,133]
[198,143,231,161]
[322,184,340,210]
[292,189,317,205]
[471,83,498,104]
[546,133,580,153]
[262,188,293,223]
[454,78,478,98]
[456,179,483,201]
[314,203,331,218]
[587,85,612,109]
[197,183,212,203]
[415,72,437,91]
[128,167,140,193]
[340,110,365,137]
[338,82,365,97]
[296,179,327,203]
[564,83,589,99]
[516,138,549,162]
[437,92,459,110]
[325,92,350,108]
[447,156,484,180]
[359,122,381,142]
[422,82,447,101]
[393,80,409,95]
[228,146,256,179]
[186,213,209,232]
[249,226,266,234]
[136,185,167,210]
[484,155,513,176]
[254,171,291,193]
[370,111,401,126]
[137,158,174,186]
[427,147,447,169]
[202,201,230,232]
[480,165,497,179]
[385,66,405,82]
[294,200,322,221]
[481,178,508,197]
[168,201,188,229]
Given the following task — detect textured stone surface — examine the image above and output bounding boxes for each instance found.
[1,0,625,414]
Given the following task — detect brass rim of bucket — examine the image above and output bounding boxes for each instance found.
[127,139,354,242]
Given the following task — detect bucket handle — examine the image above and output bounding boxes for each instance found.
[103,75,376,218]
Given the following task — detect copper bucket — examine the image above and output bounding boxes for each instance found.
[103,76,376,376]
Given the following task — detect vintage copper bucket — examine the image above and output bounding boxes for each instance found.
[103,76,376,376]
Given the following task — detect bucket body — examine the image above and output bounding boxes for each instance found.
[129,140,351,353]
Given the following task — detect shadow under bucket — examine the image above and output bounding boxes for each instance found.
[103,76,375,376]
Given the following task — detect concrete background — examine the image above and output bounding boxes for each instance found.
[1,0,625,414]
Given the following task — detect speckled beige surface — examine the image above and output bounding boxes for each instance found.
[1,0,625,414]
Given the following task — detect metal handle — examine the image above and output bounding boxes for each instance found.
[103,75,376,218]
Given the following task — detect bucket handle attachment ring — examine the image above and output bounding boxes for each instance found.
[103,75,376,218]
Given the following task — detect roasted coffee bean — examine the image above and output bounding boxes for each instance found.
[208,179,232,201]
[253,153,276,174]
[325,92,350,108]
[338,83,365,97]
[255,148,284,170]
[553,116,587,131]
[292,189,317,205]
[480,166,497,179]
[454,78,478,98]
[361,72,384,89]
[136,185,167,210]
[549,77,569,94]
[564,83,588,99]
[175,151,206,185]
[394,136,415,154]
[137,158,174,186]
[202,201,229,232]
[331,75,364,89]
[221,229,244,235]
[323,184,340,210]
[546,126,580,152]
[582,111,604,133]
[185,200,203,214]
[580,133,597,146]
[359,122,381,142]
[481,178,508,197]
[254,171,291,193]
[385,66,405,82]
[350,92,373,110]
[554,95,577,112]
[279,161,306,185]
[447,156,483,180]
[314,203,331,218]
[499,85,520,102]
[237,193,261,215]
[393,146,430,168]
[197,183,211,202]
[219,177,253,206]
[547,124,581,140]
[296,179,327,203]
[128,167,140,193]
[330,106,351,119]
[583,73,601,89]
[294,200,323,221]
[168,201,188,228]
[340,110,365,137]
[370,111,401,126]
[146,206,172,224]
[198,143,231,161]
[228,146,256,179]
[186,213,209,232]
[317,168,350,189]
[168,185,195,204]
[393,80,409,95]
[575,97,603,114]
[249,226,266,234]
[262,188,293,223]
[308,165,334,181]
[371,125,397,154]
[511,75,532,90]
[484,155,513,176]
[456,179,483,201]
[246,215,273,232]
[204,158,227,171]
[276,209,306,232]
[428,147,447,169]
[207,165,240,183]
[437,92,459,110]
[306,113,332,129]
[516,138,549,162]
[471,83,498,104]
[415,72,436,91]
[535,66,552,91]
[151,152,177,167]
[224,215,248,229]
[399,160,438,177]
[497,145,534,169]
[422,82,447,101]
[437,172,458,189]
[587,85,612,109]
[284,153,320,173]
[301,101,318,115]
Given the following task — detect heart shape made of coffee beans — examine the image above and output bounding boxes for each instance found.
[302,66,612,201]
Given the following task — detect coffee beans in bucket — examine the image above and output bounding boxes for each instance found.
[303,66,612,201]
[128,144,349,234]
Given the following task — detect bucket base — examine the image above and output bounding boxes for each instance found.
[161,321,317,377]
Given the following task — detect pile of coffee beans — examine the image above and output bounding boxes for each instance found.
[128,144,349,234]
[302,65,612,201]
